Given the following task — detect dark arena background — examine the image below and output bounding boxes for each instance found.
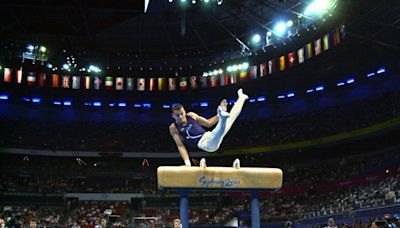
[1,0,400,227]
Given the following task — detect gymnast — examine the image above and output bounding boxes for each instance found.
[169,88,249,166]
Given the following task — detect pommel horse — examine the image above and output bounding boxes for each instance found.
[157,159,283,228]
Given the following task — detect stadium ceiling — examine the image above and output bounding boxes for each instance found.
[0,0,400,68]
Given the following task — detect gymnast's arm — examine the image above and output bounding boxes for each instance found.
[169,123,190,162]
[187,112,219,128]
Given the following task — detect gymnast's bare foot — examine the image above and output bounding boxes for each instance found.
[200,158,207,168]
[233,158,241,169]
[237,88,249,100]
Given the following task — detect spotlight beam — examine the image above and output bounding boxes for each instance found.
[144,0,150,13]
[161,14,177,59]
[189,22,211,53]
[226,1,288,38]
[256,0,315,21]
[206,13,251,52]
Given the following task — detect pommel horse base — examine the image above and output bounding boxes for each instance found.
[157,159,283,228]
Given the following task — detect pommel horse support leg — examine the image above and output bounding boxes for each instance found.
[157,159,283,228]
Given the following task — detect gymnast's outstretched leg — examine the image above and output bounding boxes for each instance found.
[198,88,248,152]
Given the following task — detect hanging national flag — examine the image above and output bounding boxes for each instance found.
[323,34,330,51]
[201,76,208,88]
[62,75,70,88]
[268,59,275,75]
[158,77,166,91]
[3,68,11,82]
[249,65,258,79]
[94,77,102,90]
[27,72,36,86]
[72,76,80,89]
[84,76,91,89]
[305,42,313,59]
[168,77,176,91]
[115,77,124,90]
[314,38,322,56]
[137,78,145,91]
[297,48,305,64]
[239,71,248,81]
[105,76,113,90]
[340,24,346,39]
[333,27,341,46]
[16,69,23,84]
[148,78,155,91]
[179,77,188,90]
[230,73,237,84]
[126,78,134,91]
[190,76,198,89]
[259,63,267,77]
[52,74,59,88]
[288,52,296,68]
[279,56,286,71]
[220,74,229,86]
[210,76,218,87]
[39,73,46,87]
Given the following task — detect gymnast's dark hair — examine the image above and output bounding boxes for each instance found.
[171,103,184,112]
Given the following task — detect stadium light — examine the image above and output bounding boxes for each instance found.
[377,68,386,74]
[0,94,9,100]
[287,92,295,98]
[257,96,266,102]
[274,22,287,37]
[32,98,41,103]
[307,89,314,93]
[93,102,102,107]
[23,44,48,64]
[88,65,101,73]
[163,104,171,109]
[336,82,345,87]
[53,101,62,105]
[286,20,293,27]
[27,44,34,51]
[251,34,261,44]
[304,0,336,17]
[315,86,324,91]
[200,102,208,107]
[63,101,72,106]
[39,46,46,53]
[346,78,355,84]
[134,104,142,108]
[367,72,375,78]
[249,99,256,103]
[63,64,70,70]
[277,95,285,99]
[118,102,127,107]
[143,103,152,108]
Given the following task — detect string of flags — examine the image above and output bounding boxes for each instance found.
[1,26,344,92]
